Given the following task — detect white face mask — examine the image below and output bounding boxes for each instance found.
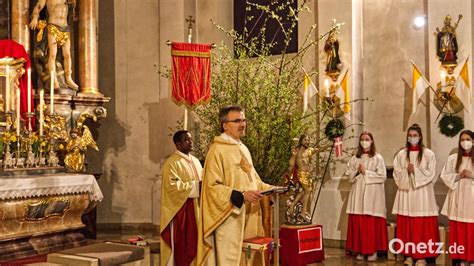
[360,140,371,149]
[461,140,473,151]
[408,137,419,145]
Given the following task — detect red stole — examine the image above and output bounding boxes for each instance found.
[160,198,197,266]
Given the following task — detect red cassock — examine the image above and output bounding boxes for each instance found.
[171,42,211,108]
[395,215,439,259]
[0,40,35,128]
[346,214,388,255]
[449,220,474,261]
[160,199,197,266]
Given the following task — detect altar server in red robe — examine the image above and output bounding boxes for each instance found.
[392,123,439,265]
[440,129,474,265]
[344,131,388,262]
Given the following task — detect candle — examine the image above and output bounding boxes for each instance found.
[324,78,330,97]
[27,68,31,113]
[16,88,20,136]
[50,70,54,114]
[440,70,446,87]
[39,89,44,137]
[5,65,10,112]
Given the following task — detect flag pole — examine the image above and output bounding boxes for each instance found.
[301,67,318,93]
[410,60,437,95]
[310,141,335,221]
[182,16,196,130]
[301,66,309,76]
[409,60,439,108]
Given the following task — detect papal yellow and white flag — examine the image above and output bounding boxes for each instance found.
[411,62,430,114]
[454,58,471,113]
[335,70,351,120]
[303,72,318,114]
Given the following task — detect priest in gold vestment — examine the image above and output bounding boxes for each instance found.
[197,105,274,265]
[160,130,203,266]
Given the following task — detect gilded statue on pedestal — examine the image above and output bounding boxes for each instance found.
[285,135,317,224]
[29,0,79,90]
[64,111,98,172]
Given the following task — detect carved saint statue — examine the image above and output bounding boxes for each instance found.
[324,29,342,73]
[29,0,79,90]
[435,14,462,66]
[285,135,317,224]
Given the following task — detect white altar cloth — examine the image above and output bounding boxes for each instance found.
[0,173,103,201]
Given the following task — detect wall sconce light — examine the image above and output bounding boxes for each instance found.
[413,15,427,29]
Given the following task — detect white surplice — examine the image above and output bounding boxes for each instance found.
[440,154,474,222]
[344,153,387,218]
[392,148,438,217]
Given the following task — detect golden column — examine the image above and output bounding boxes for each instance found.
[78,0,100,95]
[11,0,30,52]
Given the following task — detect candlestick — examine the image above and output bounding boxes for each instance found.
[16,88,20,136]
[39,89,44,137]
[27,68,31,113]
[50,70,54,114]
[6,65,10,112]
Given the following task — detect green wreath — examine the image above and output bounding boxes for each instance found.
[438,115,464,137]
[324,119,345,140]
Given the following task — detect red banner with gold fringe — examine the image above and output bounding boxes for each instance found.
[171,42,211,108]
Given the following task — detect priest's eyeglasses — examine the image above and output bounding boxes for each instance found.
[226,119,247,124]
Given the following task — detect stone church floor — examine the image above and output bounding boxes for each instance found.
[307,248,409,265]
[97,230,418,265]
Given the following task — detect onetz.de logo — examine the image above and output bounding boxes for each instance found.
[389,238,464,255]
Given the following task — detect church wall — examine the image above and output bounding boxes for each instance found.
[362,0,427,163]
[94,0,183,226]
[361,0,432,239]
[313,0,473,242]
[94,0,317,227]
[93,0,473,238]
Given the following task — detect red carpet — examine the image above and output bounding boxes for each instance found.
[1,254,47,265]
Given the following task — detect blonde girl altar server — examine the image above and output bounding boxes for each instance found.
[392,123,439,265]
[440,130,474,266]
[344,131,388,262]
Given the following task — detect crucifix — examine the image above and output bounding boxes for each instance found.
[186,15,195,43]
[182,15,195,130]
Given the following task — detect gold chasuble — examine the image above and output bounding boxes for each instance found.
[197,134,273,265]
[160,151,203,266]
